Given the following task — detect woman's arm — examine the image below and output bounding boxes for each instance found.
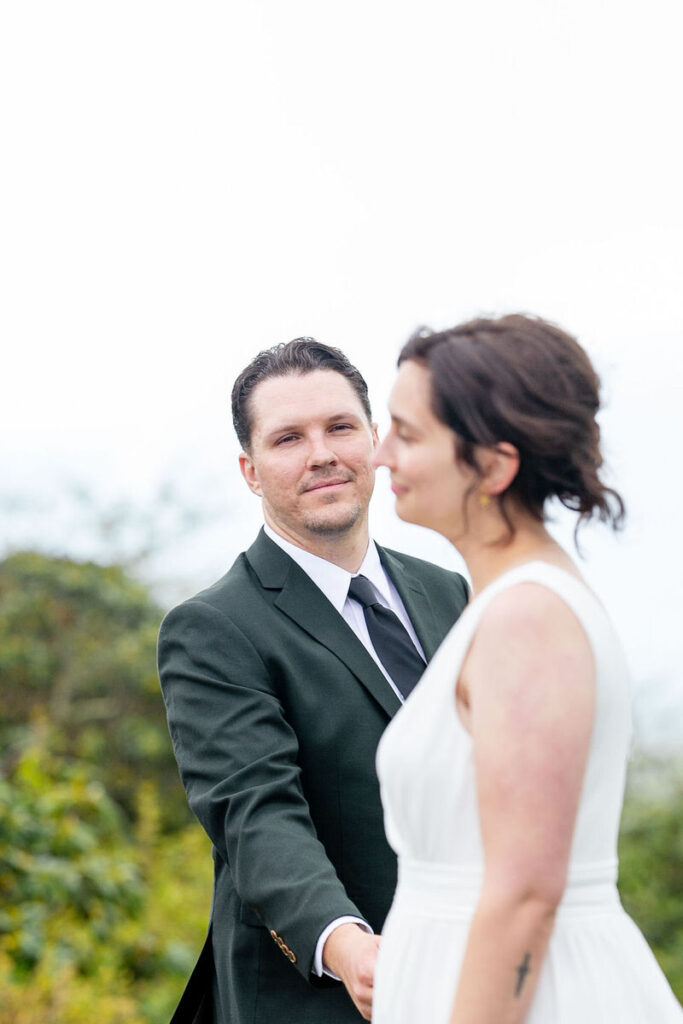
[449,582,596,1024]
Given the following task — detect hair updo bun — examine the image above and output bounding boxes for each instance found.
[399,314,625,537]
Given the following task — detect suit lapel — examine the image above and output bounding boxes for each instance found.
[246,530,401,719]
[377,545,444,661]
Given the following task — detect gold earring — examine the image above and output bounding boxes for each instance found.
[479,492,490,509]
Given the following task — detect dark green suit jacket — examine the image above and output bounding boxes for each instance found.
[158,529,468,1024]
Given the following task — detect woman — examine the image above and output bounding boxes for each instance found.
[371,315,681,1024]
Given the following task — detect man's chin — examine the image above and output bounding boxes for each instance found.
[303,505,364,536]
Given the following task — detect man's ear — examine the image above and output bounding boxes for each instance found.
[239,451,263,497]
[371,422,380,448]
[484,442,519,496]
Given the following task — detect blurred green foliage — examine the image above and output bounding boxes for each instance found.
[0,552,187,829]
[0,550,680,1021]
[0,724,212,1024]
[0,736,142,975]
[618,765,683,995]
[0,552,211,1022]
[0,739,212,1022]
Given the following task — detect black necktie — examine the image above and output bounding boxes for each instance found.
[347,575,426,700]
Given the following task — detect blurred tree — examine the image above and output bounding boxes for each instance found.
[0,551,186,828]
[618,759,683,997]
[0,730,212,1024]
[0,479,231,600]
[0,733,143,975]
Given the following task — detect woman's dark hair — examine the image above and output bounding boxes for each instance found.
[399,314,625,538]
[232,337,372,450]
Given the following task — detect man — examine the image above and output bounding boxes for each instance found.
[158,339,469,1024]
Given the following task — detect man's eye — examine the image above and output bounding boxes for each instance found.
[277,434,298,445]
[330,423,352,433]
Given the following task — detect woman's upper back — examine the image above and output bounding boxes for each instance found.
[376,561,633,875]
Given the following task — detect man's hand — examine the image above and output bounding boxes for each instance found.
[322,922,381,1020]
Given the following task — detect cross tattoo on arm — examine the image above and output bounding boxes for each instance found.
[514,953,531,997]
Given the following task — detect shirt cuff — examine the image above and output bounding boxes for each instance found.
[313,916,373,979]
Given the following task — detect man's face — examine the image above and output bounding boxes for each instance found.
[239,370,378,546]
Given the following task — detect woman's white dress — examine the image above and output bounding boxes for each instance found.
[373,561,682,1023]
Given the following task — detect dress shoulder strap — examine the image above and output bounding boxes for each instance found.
[469,560,610,643]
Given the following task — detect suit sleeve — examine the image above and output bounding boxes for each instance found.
[157,598,366,981]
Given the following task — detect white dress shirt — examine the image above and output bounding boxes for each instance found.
[263,524,425,976]
[264,525,425,699]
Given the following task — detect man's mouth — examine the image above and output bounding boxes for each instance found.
[304,477,351,493]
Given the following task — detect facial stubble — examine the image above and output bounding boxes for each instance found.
[300,496,365,536]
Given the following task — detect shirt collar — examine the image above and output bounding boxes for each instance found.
[263,524,391,613]
[355,537,393,606]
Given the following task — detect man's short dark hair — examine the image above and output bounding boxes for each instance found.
[231,337,373,450]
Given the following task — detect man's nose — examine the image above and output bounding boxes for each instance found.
[306,436,338,468]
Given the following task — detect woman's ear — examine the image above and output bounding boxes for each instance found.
[483,442,519,496]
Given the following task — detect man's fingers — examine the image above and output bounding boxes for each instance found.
[349,938,380,1019]
[324,925,381,1020]
[350,984,374,1021]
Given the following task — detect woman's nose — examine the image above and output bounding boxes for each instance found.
[372,435,391,469]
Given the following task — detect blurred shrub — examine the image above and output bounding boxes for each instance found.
[0,552,187,828]
[0,734,143,975]
[0,733,212,1024]
[0,952,147,1024]
[618,758,683,998]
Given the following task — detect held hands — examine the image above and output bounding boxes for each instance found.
[322,922,381,1021]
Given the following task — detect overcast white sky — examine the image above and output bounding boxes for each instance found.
[2,1,682,748]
